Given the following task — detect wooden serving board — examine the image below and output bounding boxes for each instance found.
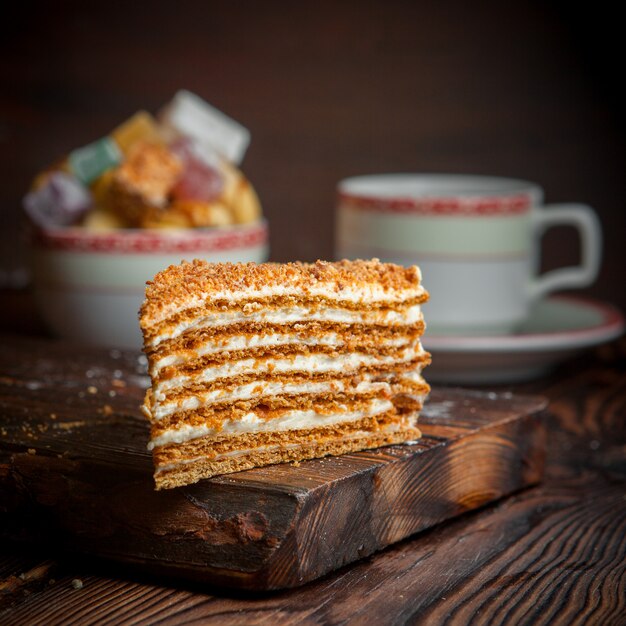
[0,336,547,591]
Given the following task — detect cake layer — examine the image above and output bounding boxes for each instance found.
[151,392,393,432]
[153,412,418,463]
[140,259,427,330]
[154,415,418,466]
[149,325,424,374]
[152,414,421,490]
[149,381,427,435]
[145,302,425,349]
[147,372,428,421]
[152,337,419,380]
[153,345,427,396]
[148,397,396,448]
[149,378,387,421]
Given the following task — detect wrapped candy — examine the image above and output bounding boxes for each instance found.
[23,172,92,228]
[68,137,122,185]
[67,111,162,188]
[24,91,263,231]
[112,111,164,155]
[159,90,250,166]
[170,137,224,202]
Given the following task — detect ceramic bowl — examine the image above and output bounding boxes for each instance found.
[29,219,269,349]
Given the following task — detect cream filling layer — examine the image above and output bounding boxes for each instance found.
[154,422,414,473]
[153,344,426,399]
[151,379,391,421]
[148,304,423,348]
[150,369,429,422]
[148,397,395,449]
[148,279,425,326]
[151,332,411,375]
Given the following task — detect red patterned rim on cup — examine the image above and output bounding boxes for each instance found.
[337,191,533,215]
[31,219,269,254]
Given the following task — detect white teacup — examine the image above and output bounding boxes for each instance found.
[335,174,602,335]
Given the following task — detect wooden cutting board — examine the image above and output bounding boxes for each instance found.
[0,335,547,591]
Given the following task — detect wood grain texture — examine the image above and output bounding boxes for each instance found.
[1,335,624,625]
[0,469,623,626]
[0,335,546,591]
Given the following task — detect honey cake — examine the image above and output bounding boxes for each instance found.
[140,259,430,489]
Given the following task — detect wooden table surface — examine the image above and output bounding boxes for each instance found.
[0,296,624,624]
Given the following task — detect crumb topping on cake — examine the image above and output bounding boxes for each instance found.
[140,259,425,330]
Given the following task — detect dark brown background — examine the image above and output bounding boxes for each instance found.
[1,0,625,309]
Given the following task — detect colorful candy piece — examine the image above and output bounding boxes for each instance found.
[24,92,263,232]
[171,162,223,202]
[68,137,122,185]
[159,90,250,165]
[23,172,92,228]
[170,137,224,202]
[169,135,220,168]
[111,111,163,155]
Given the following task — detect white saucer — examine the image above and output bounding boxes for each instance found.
[422,295,625,385]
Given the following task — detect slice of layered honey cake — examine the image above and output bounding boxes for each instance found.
[140,259,430,489]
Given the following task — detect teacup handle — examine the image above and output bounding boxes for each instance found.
[529,203,602,301]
